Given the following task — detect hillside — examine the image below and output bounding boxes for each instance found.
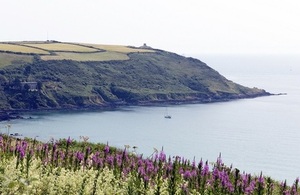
[0,41,270,112]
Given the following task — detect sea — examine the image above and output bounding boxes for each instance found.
[1,54,299,184]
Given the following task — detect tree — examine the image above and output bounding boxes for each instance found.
[24,65,31,76]
[24,83,30,91]
[13,78,22,90]
[0,75,8,85]
[37,81,43,91]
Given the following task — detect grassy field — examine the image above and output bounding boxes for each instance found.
[0,53,33,67]
[23,43,99,52]
[0,43,49,54]
[41,51,129,61]
[0,41,155,62]
[86,44,155,53]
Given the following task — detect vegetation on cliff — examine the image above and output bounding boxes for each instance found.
[0,41,269,111]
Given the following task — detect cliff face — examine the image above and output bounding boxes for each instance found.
[0,42,270,111]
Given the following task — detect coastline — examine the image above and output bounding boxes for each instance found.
[0,90,273,122]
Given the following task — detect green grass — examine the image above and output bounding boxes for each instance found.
[0,53,33,67]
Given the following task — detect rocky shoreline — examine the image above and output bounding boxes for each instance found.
[0,90,276,122]
[0,111,23,121]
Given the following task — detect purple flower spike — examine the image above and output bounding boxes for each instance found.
[22,141,28,149]
[213,167,220,179]
[158,151,166,162]
[106,156,114,167]
[143,175,149,183]
[179,167,184,175]
[59,151,65,160]
[104,145,110,154]
[67,136,72,146]
[138,166,146,176]
[76,151,84,162]
[258,174,265,184]
[116,154,122,166]
[245,180,256,194]
[216,154,222,166]
[20,149,26,159]
[53,143,57,151]
[183,170,192,179]
[137,158,144,167]
[202,161,209,176]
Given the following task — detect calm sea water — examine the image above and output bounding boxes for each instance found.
[1,54,300,183]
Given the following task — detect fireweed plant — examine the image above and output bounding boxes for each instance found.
[0,135,299,194]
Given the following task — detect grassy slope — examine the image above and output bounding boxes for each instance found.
[0,53,33,68]
[40,51,129,61]
[0,41,269,110]
[0,43,49,54]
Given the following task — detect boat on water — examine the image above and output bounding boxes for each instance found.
[164,107,172,119]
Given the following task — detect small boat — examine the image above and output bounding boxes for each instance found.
[164,107,172,119]
[164,115,172,119]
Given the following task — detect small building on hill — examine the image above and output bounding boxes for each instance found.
[140,43,152,49]
[21,82,38,91]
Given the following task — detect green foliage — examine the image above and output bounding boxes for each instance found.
[0,135,297,194]
[23,65,31,76]
[0,43,269,110]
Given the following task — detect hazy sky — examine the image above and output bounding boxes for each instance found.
[1,0,300,55]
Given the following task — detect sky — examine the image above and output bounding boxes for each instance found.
[1,0,300,55]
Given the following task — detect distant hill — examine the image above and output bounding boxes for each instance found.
[0,41,270,111]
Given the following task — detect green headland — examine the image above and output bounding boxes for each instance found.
[0,41,269,114]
